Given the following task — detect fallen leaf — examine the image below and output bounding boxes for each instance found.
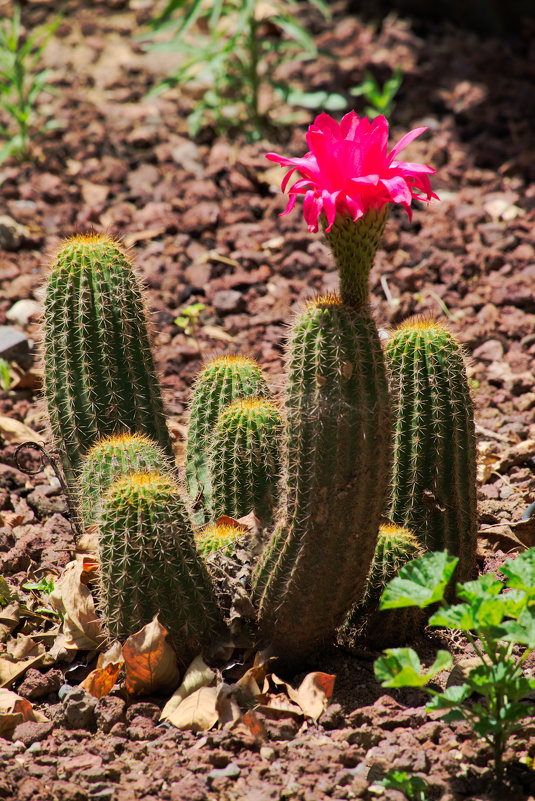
[0,415,45,445]
[0,602,20,641]
[237,709,268,740]
[216,683,242,728]
[161,655,216,722]
[49,559,104,650]
[201,325,236,343]
[0,688,49,737]
[0,653,45,689]
[81,642,124,699]
[510,517,535,549]
[123,228,165,248]
[123,615,180,695]
[287,672,335,721]
[165,685,219,731]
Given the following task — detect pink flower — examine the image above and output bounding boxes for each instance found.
[266,111,438,233]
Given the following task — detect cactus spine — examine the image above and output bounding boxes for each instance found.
[78,432,174,530]
[252,294,391,666]
[195,522,249,558]
[97,471,224,665]
[43,234,173,488]
[185,356,270,517]
[385,319,477,582]
[208,398,282,524]
[345,524,424,647]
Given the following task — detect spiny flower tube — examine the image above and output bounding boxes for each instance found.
[266,111,438,308]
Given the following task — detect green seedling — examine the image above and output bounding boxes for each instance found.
[0,358,11,391]
[374,549,535,778]
[350,67,403,119]
[378,769,430,801]
[23,577,55,595]
[0,4,61,163]
[174,302,205,344]
[141,0,330,138]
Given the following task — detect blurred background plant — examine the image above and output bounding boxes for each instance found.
[174,301,206,345]
[140,0,346,139]
[0,358,11,391]
[350,66,403,118]
[0,4,61,163]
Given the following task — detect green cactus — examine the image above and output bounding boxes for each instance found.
[195,521,249,558]
[77,432,175,530]
[97,471,224,665]
[208,398,282,524]
[344,523,424,647]
[252,294,391,667]
[42,233,173,489]
[385,318,477,583]
[185,355,270,517]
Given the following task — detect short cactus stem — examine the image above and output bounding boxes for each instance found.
[77,432,175,530]
[195,522,249,558]
[185,355,270,517]
[97,471,224,665]
[386,319,477,583]
[208,398,282,524]
[252,294,391,667]
[323,207,389,309]
[344,523,424,647]
[42,233,173,488]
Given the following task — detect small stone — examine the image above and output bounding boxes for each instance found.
[125,701,160,723]
[319,703,344,730]
[260,745,277,762]
[213,290,245,315]
[58,684,74,700]
[18,668,63,700]
[207,763,241,783]
[472,339,504,362]
[0,326,30,360]
[0,215,29,250]
[96,696,126,733]
[6,299,41,327]
[61,687,97,731]
[10,720,53,747]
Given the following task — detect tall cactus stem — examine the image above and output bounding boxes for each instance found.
[42,233,173,489]
[252,294,391,667]
[385,318,477,582]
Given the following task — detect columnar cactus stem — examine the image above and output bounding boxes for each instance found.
[97,471,224,666]
[78,432,174,530]
[208,398,282,524]
[185,355,270,517]
[385,319,477,582]
[42,233,173,489]
[323,207,388,309]
[252,294,391,666]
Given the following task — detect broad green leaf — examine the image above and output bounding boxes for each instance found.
[426,684,470,711]
[380,551,458,610]
[495,606,535,647]
[429,603,475,631]
[374,648,452,688]
[501,549,535,598]
[457,574,503,603]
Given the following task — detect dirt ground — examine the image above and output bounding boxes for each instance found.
[1,1,535,799]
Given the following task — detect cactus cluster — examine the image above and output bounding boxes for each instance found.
[41,114,477,675]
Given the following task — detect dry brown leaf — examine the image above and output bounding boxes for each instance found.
[0,654,44,688]
[0,602,20,641]
[201,325,236,344]
[123,616,180,696]
[256,694,303,721]
[236,709,268,740]
[123,228,165,248]
[165,685,219,731]
[216,683,242,728]
[0,688,48,737]
[510,517,535,549]
[0,415,45,445]
[49,559,104,651]
[160,655,216,722]
[7,634,42,659]
[287,672,335,721]
[81,642,124,699]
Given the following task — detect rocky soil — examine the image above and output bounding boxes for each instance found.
[1,1,535,799]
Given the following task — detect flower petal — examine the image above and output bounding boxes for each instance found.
[388,127,427,162]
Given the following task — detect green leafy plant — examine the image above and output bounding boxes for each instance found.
[0,358,11,391]
[374,549,535,778]
[0,4,60,163]
[377,769,430,801]
[350,67,403,119]
[174,302,205,344]
[23,576,56,595]
[141,0,332,137]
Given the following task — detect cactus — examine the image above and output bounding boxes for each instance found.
[42,233,173,489]
[252,294,391,667]
[344,523,424,647]
[385,319,477,583]
[208,398,282,524]
[97,471,224,665]
[185,355,270,517]
[195,522,249,558]
[77,432,174,530]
